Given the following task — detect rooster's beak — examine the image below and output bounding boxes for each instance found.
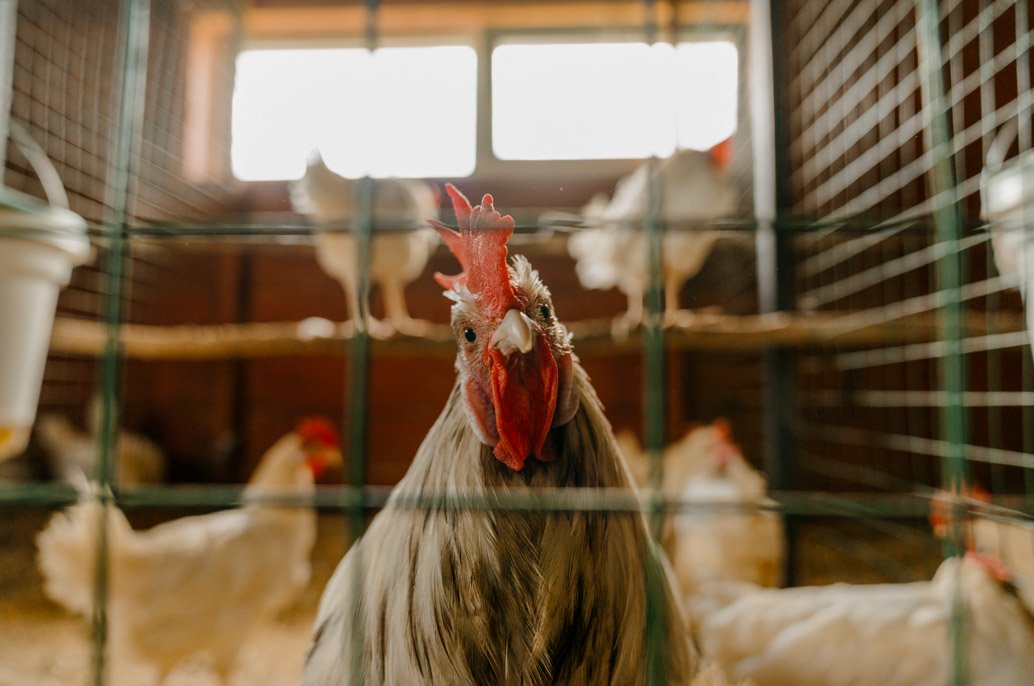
[489,309,535,358]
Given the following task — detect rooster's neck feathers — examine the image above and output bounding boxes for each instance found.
[303,364,696,685]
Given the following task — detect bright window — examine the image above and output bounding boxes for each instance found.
[491,41,738,160]
[231,46,477,181]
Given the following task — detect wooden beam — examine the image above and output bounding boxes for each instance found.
[49,310,1026,360]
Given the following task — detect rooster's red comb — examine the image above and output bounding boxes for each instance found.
[296,417,340,448]
[432,184,517,318]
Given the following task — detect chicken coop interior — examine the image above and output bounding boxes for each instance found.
[2,0,1034,684]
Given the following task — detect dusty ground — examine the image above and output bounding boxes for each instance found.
[0,507,941,686]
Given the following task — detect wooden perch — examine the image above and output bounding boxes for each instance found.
[48,310,1026,360]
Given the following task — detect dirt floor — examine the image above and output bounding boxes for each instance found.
[0,507,942,686]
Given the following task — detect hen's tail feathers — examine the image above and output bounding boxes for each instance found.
[567,227,624,290]
[35,414,81,453]
[35,414,88,481]
[35,492,132,617]
[290,154,352,221]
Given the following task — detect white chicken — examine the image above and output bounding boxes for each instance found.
[691,553,1034,686]
[930,485,1034,611]
[35,401,165,486]
[35,418,341,684]
[621,420,785,597]
[290,153,439,338]
[566,143,738,332]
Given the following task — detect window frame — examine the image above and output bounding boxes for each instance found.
[229,36,480,182]
[194,9,748,187]
[478,24,747,180]
[487,33,741,163]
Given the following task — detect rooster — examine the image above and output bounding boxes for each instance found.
[565,143,738,333]
[689,553,1034,686]
[303,185,715,685]
[36,418,341,684]
[621,420,785,596]
[290,153,439,338]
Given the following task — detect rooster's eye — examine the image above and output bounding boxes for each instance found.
[539,305,552,321]
[464,327,477,343]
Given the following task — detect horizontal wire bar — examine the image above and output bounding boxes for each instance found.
[798,223,915,277]
[793,13,919,187]
[797,447,935,492]
[834,330,1029,369]
[0,481,943,519]
[799,233,987,306]
[801,421,1034,470]
[801,524,935,581]
[820,274,1016,336]
[795,45,1025,219]
[788,0,883,104]
[940,0,1014,65]
[803,389,1034,408]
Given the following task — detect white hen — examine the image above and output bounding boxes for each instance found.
[691,554,1034,686]
[290,154,439,338]
[36,418,340,684]
[566,144,738,332]
[35,408,165,486]
[930,485,1034,611]
[621,420,785,596]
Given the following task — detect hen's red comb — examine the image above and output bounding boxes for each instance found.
[713,418,733,442]
[431,184,518,318]
[710,138,733,169]
[296,417,340,448]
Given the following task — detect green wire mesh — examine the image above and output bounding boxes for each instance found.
[0,2,1032,686]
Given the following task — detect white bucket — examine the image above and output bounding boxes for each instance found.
[0,204,90,460]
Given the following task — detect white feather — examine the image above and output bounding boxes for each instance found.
[692,555,1034,686]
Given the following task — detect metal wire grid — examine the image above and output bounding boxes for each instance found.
[778,1,1034,680]
[1,2,706,684]
[3,0,241,426]
[0,1,1025,685]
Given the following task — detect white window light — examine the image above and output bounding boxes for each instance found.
[491,41,738,160]
[231,45,477,181]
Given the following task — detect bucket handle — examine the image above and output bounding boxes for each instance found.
[7,121,70,210]
[979,117,1028,221]
[984,118,1023,176]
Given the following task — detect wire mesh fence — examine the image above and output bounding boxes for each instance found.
[1,1,1032,685]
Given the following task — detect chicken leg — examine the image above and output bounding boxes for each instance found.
[381,277,432,337]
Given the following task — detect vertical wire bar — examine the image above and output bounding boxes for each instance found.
[976,3,1006,495]
[91,1,150,684]
[343,5,377,683]
[643,156,668,686]
[638,7,668,686]
[945,4,966,494]
[346,175,373,686]
[752,0,798,583]
[1014,0,1034,513]
[897,16,932,490]
[915,1,969,685]
[0,0,16,175]
[875,8,911,502]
